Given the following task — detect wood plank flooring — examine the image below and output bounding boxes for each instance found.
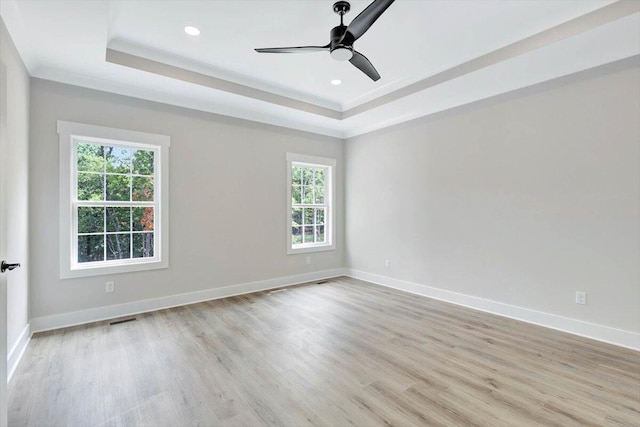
[8,277,640,426]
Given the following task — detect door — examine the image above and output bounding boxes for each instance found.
[0,29,30,426]
[0,60,8,427]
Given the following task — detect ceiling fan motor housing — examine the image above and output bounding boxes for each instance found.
[330,25,354,61]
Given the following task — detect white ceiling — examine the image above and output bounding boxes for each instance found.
[1,0,639,138]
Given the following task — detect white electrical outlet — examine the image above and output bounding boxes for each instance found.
[575,291,586,305]
[385,259,391,268]
[306,256,311,265]
[106,281,115,293]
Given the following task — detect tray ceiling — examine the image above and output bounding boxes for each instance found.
[1,0,638,137]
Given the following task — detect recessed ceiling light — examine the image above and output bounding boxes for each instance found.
[184,26,200,36]
[331,79,342,86]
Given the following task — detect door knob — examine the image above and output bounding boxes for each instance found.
[1,260,20,273]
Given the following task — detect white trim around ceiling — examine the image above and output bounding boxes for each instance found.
[104,1,638,121]
[106,48,342,119]
[342,0,640,116]
[107,38,343,112]
[29,66,345,138]
[15,2,640,139]
[341,14,640,138]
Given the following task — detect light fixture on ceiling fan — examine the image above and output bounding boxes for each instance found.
[255,0,395,82]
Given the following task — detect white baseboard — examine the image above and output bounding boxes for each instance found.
[346,269,640,351]
[30,268,347,334]
[27,267,639,352]
[7,324,30,383]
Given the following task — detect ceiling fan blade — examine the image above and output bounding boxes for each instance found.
[255,45,329,54]
[349,51,380,81]
[344,0,395,42]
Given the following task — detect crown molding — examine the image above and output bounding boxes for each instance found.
[342,0,640,117]
[106,48,342,120]
[105,1,639,125]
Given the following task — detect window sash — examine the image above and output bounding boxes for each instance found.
[287,154,335,253]
[71,202,159,266]
[71,137,160,268]
[291,165,330,248]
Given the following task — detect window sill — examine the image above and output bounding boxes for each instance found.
[61,258,168,279]
[287,243,335,255]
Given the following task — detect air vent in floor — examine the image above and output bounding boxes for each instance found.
[110,317,137,326]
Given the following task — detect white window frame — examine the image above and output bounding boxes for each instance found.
[286,153,336,254]
[58,121,170,279]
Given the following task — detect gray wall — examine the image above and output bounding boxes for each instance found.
[0,19,30,360]
[29,78,344,320]
[345,62,640,333]
[22,50,640,338]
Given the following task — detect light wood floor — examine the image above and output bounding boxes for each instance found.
[8,277,640,426]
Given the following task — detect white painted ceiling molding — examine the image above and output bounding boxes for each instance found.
[1,0,639,138]
[104,48,342,120]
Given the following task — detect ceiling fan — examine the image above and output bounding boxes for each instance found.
[255,0,395,82]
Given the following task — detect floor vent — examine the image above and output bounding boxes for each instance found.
[110,317,137,326]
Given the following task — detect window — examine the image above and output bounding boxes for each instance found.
[287,153,335,254]
[58,121,170,278]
